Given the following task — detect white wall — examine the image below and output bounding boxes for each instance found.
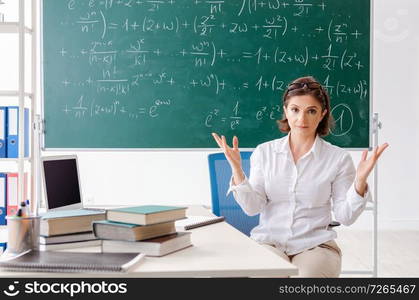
[1,0,418,230]
[370,0,419,229]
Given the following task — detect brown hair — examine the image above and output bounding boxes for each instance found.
[277,76,334,137]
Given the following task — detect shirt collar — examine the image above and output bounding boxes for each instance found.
[274,133,321,158]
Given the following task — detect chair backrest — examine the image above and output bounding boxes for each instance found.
[208,152,259,236]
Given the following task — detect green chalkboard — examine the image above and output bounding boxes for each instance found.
[42,0,371,149]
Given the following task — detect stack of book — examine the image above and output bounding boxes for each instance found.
[94,205,192,257]
[39,209,106,251]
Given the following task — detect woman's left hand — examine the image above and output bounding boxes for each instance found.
[356,143,389,182]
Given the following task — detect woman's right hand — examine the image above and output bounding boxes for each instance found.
[211,133,243,173]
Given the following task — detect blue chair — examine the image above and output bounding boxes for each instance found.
[208,152,259,236]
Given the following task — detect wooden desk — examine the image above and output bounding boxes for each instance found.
[0,206,298,277]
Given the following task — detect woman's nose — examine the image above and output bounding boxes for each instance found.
[298,112,307,122]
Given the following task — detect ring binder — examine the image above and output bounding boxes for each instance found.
[0,250,145,273]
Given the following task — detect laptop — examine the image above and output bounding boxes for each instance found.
[40,155,103,212]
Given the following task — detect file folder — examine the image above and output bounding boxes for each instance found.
[0,226,6,253]
[6,107,29,158]
[0,243,6,255]
[0,225,8,255]
[0,173,6,225]
[0,107,6,158]
[6,173,28,217]
[6,173,18,216]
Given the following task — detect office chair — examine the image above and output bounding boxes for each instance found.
[208,152,259,236]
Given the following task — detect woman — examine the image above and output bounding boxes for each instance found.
[211,76,388,277]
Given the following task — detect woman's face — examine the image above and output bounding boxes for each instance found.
[284,95,327,137]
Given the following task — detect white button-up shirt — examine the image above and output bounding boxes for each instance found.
[227,134,371,255]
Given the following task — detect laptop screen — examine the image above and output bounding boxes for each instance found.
[42,158,81,209]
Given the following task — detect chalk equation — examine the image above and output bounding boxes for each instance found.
[62,95,172,120]
[204,101,355,133]
[43,0,370,147]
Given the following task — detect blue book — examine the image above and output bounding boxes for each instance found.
[0,173,6,225]
[6,107,29,158]
[0,107,6,158]
[107,205,187,225]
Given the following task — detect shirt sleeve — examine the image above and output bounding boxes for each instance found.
[331,151,372,226]
[226,146,268,216]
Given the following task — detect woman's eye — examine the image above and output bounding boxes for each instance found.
[291,108,298,113]
[308,109,317,114]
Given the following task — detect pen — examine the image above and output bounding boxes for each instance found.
[25,199,31,216]
[19,201,27,217]
[16,208,22,217]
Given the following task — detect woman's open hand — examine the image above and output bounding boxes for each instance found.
[356,143,389,182]
[211,133,242,171]
[355,143,389,195]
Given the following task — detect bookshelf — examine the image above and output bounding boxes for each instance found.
[0,21,32,33]
[0,0,39,216]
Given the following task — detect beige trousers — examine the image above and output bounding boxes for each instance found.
[261,240,342,278]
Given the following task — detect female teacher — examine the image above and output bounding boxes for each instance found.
[212,76,388,277]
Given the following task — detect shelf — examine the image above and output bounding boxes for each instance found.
[0,91,33,98]
[0,158,31,162]
[0,22,32,34]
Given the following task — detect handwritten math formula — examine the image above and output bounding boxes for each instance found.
[43,0,370,147]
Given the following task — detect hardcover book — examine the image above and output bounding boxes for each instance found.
[40,209,106,236]
[39,232,97,244]
[39,240,102,251]
[93,220,176,241]
[106,205,187,225]
[102,232,192,257]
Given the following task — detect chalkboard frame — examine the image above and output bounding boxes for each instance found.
[40,0,373,151]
